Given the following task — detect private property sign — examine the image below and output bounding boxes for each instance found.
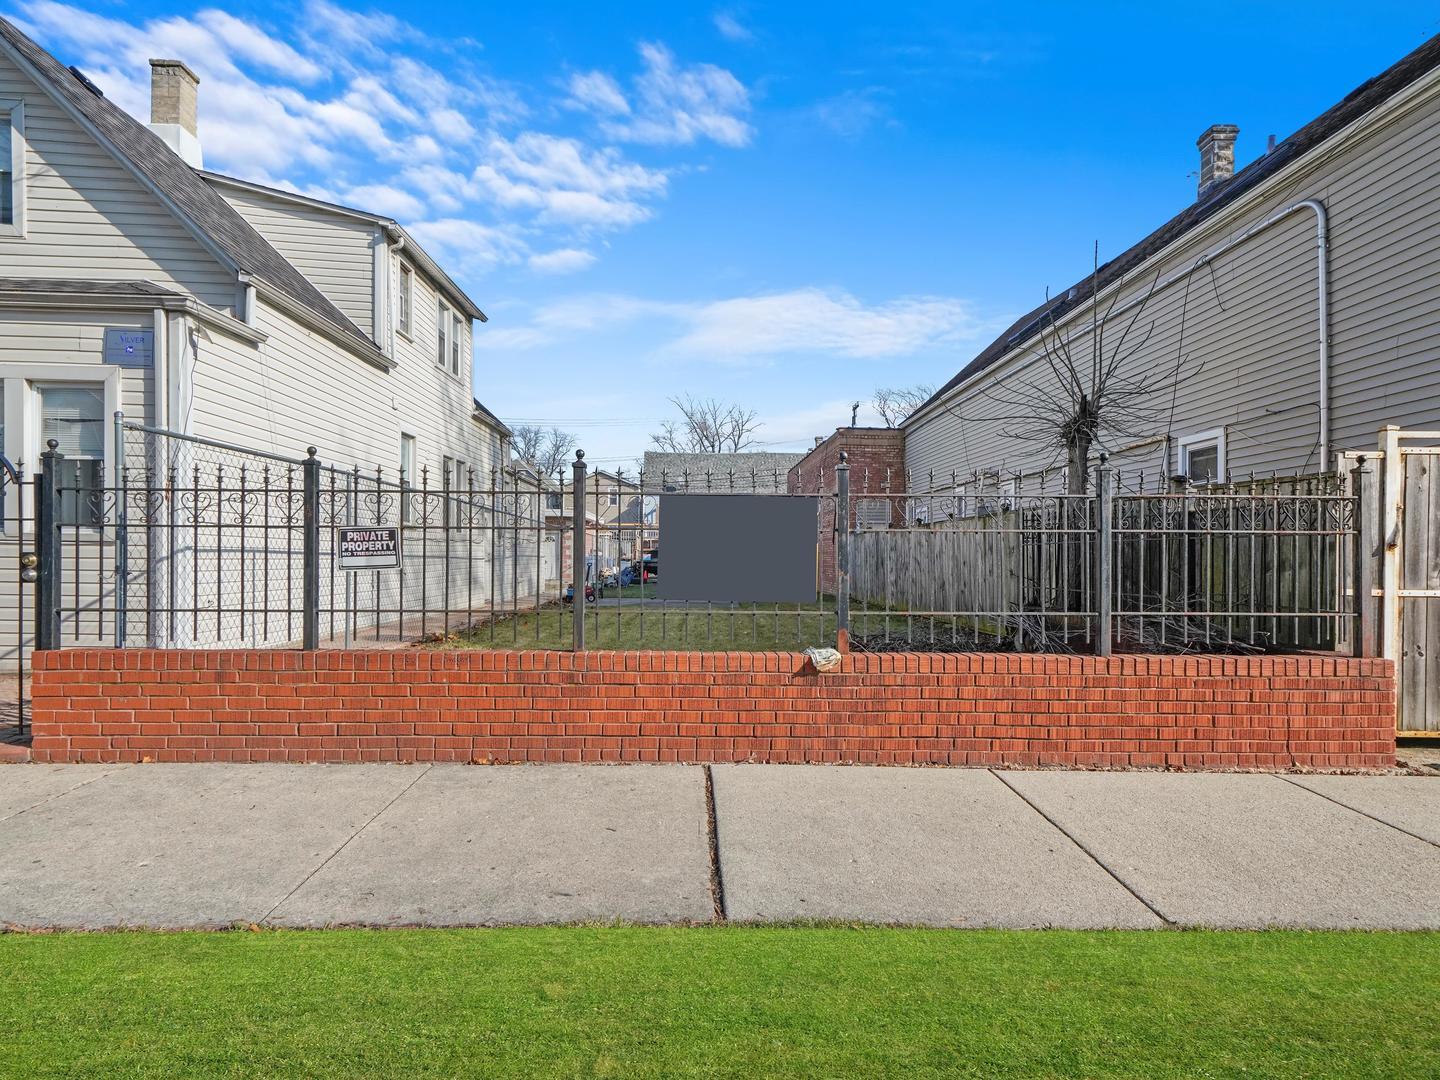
[336,527,401,570]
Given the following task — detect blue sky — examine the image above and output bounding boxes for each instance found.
[8,1,1440,467]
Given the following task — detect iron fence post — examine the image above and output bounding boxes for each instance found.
[34,439,62,651]
[835,452,851,651]
[572,450,587,651]
[1093,456,1113,656]
[113,411,128,648]
[1350,456,1377,658]
[302,447,320,650]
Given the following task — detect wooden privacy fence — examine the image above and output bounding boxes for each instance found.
[844,468,1362,654]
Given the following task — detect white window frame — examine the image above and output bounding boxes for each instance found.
[436,300,450,370]
[1177,429,1226,484]
[1,99,26,238]
[450,311,463,377]
[397,263,413,340]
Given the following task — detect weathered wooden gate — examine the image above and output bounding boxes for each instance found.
[1342,427,1440,734]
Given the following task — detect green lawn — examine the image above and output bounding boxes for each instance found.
[3,927,1437,1078]
[446,601,837,651]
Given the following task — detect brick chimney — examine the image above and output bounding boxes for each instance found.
[148,59,203,168]
[1196,124,1238,198]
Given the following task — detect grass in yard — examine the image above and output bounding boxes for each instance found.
[443,601,838,651]
[2,927,1437,1078]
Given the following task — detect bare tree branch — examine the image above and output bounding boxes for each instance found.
[872,384,936,427]
[650,396,762,453]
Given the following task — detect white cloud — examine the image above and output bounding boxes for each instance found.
[473,132,668,228]
[528,248,598,274]
[479,288,998,361]
[712,11,754,43]
[812,88,895,139]
[340,183,427,220]
[564,71,630,116]
[668,288,990,360]
[14,2,746,277]
[570,42,752,148]
[405,219,529,274]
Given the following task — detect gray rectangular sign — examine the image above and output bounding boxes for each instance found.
[337,527,401,570]
[656,495,818,604]
[102,328,154,367]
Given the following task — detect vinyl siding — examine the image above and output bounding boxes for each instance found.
[0,308,155,452]
[187,291,497,481]
[0,49,235,309]
[905,71,1440,486]
[214,185,379,339]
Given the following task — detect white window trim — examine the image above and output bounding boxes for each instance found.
[436,299,450,370]
[396,262,413,341]
[1177,428,1227,483]
[1,99,27,238]
[451,311,462,377]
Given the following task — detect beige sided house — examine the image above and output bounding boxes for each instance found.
[904,32,1440,493]
[0,19,528,658]
[0,18,508,486]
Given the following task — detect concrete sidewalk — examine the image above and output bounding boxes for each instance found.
[1,763,1437,930]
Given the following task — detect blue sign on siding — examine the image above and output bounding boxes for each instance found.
[102,328,154,367]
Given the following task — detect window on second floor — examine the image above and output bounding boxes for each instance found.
[436,300,450,370]
[450,311,462,377]
[1,100,24,235]
[397,263,413,338]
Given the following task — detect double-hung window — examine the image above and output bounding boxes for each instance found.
[450,312,462,377]
[437,300,450,370]
[1,99,24,235]
[397,263,413,339]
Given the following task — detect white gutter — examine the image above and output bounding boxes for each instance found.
[917,197,1332,464]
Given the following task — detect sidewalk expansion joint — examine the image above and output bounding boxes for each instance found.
[703,764,728,922]
[1276,774,1440,851]
[260,764,434,924]
[988,770,1175,927]
[0,764,131,825]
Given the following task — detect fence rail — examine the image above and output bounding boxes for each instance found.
[12,423,1378,665]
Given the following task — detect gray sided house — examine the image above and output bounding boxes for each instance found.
[903,32,1440,494]
[0,19,538,660]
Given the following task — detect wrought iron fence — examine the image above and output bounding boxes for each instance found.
[15,423,1378,662]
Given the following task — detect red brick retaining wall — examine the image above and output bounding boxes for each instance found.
[29,650,1395,770]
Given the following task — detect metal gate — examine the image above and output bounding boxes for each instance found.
[1,456,34,739]
[1342,427,1440,734]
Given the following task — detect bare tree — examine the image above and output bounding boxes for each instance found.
[872,384,936,427]
[948,243,1193,493]
[511,424,578,476]
[649,396,761,454]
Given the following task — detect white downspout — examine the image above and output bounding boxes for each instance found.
[1292,199,1331,465]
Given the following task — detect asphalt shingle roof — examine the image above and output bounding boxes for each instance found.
[0,278,181,296]
[641,451,806,490]
[0,16,373,350]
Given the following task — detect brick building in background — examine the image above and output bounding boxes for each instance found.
[788,428,906,594]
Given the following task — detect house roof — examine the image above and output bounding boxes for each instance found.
[0,16,374,352]
[0,278,182,297]
[471,399,512,438]
[909,29,1440,424]
[641,451,806,490]
[198,170,487,322]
